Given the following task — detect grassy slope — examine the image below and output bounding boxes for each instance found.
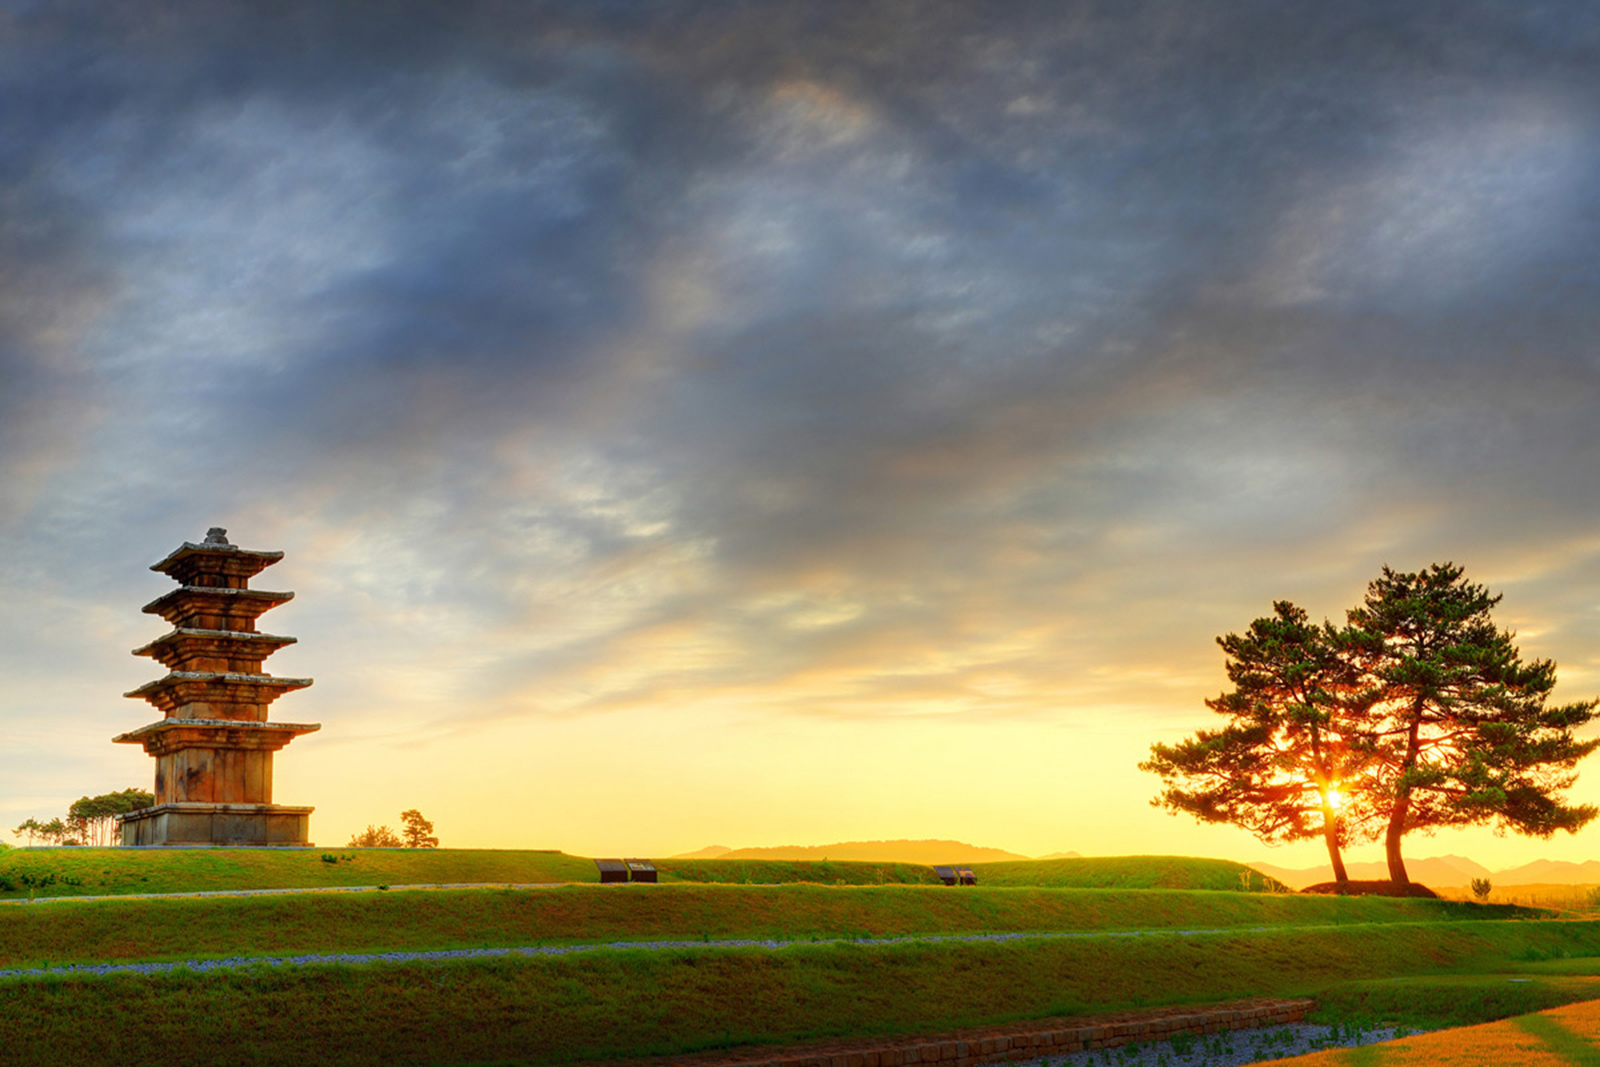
[0,847,595,897]
[654,858,941,885]
[3,920,1599,1067]
[1270,997,1600,1066]
[973,855,1290,891]
[0,884,1533,969]
[0,848,1284,898]
[1312,972,1600,1031]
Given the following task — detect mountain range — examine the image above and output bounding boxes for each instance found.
[674,843,1598,886]
[1250,855,1600,889]
[671,839,1053,864]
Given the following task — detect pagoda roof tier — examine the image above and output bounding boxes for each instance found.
[141,585,294,625]
[115,802,314,821]
[113,719,320,757]
[151,531,284,586]
[133,627,297,665]
[124,671,313,714]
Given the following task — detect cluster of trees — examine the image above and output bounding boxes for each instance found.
[348,809,438,848]
[13,789,155,847]
[1142,563,1599,888]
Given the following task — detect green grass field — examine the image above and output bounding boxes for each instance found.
[971,854,1290,891]
[2,847,1584,1066]
[0,847,1283,898]
[3,919,1599,1066]
[0,847,596,897]
[0,883,1533,969]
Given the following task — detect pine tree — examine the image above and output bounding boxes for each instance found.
[1141,601,1374,886]
[1344,563,1599,884]
[400,809,438,849]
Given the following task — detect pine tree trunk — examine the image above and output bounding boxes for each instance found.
[1386,711,1424,885]
[1385,806,1409,884]
[1321,805,1349,885]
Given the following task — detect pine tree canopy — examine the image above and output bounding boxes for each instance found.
[1142,563,1599,887]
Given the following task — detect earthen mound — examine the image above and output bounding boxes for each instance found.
[1301,879,1439,898]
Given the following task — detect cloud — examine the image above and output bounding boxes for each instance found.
[6,0,1600,759]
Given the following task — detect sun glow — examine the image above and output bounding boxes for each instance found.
[1326,787,1344,809]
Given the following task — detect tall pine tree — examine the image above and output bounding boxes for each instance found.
[1142,602,1374,886]
[1344,563,1599,884]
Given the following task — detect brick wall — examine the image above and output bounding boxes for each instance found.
[650,996,1313,1067]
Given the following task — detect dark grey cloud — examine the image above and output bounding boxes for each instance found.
[5,0,1600,744]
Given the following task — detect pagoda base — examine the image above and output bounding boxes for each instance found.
[117,802,313,847]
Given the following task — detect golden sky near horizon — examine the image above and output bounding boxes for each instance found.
[6,3,1600,872]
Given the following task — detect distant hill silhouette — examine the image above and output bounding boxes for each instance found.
[1251,856,1485,889]
[1035,851,1083,860]
[1492,859,1600,885]
[1244,854,1600,890]
[674,839,1029,864]
[671,845,734,859]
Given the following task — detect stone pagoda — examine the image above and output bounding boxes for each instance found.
[115,527,320,846]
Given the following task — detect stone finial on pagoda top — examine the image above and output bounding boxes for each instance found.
[151,526,286,587]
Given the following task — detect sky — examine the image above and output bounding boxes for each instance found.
[4,0,1600,869]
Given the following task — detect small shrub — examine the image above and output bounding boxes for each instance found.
[349,825,402,848]
[1517,943,1571,962]
[1471,877,1492,902]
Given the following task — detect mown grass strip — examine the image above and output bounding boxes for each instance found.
[1,920,1597,1067]
[653,858,942,885]
[969,855,1289,891]
[0,883,1536,969]
[0,848,1290,899]
[1516,1013,1600,1067]
[1268,997,1600,1066]
[0,847,596,898]
[1311,973,1600,1030]
[658,854,1287,891]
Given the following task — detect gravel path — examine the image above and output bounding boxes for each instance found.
[1007,1022,1424,1067]
[0,924,1294,980]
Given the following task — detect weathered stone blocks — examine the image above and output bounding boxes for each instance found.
[115,529,319,846]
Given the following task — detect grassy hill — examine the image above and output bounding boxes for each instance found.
[4,845,1594,1067]
[0,848,1284,898]
[1253,856,1491,890]
[0,847,595,898]
[973,855,1289,892]
[0,883,1532,970]
[4,918,1600,1066]
[703,839,1031,863]
[654,857,942,885]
